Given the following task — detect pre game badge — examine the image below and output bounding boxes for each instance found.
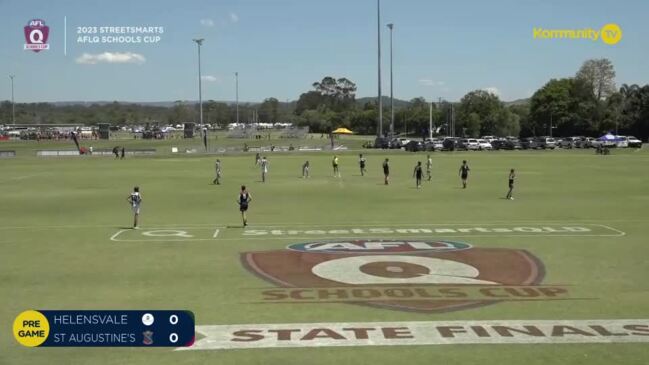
[13,310,50,347]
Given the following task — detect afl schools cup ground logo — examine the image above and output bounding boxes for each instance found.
[24,19,50,52]
[242,240,550,313]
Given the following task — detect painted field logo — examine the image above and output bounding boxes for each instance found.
[288,240,471,253]
[242,240,555,313]
[24,19,50,52]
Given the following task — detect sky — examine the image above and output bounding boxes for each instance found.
[0,0,647,103]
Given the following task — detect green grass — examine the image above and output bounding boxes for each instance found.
[1,137,648,364]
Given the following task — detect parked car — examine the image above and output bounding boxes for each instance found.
[464,138,480,150]
[506,138,523,150]
[491,139,506,150]
[442,137,467,151]
[521,137,540,149]
[492,138,522,150]
[575,137,595,148]
[615,136,629,148]
[423,138,443,151]
[442,138,457,151]
[477,139,493,150]
[627,136,642,148]
[481,136,497,143]
[559,137,580,149]
[537,136,557,149]
[404,140,424,152]
[374,137,390,149]
[390,138,411,149]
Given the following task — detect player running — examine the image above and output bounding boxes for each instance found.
[260,156,269,182]
[238,185,252,227]
[213,159,222,185]
[383,158,390,185]
[459,160,470,189]
[359,154,367,176]
[506,169,516,200]
[426,154,433,181]
[332,155,341,177]
[126,186,142,229]
[413,161,423,189]
[302,160,310,178]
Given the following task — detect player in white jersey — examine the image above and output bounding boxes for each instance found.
[213,159,222,185]
[426,155,433,181]
[261,157,269,182]
[126,186,142,229]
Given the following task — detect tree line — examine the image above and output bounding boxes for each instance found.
[1,58,648,140]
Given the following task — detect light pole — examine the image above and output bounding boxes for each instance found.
[192,38,204,129]
[387,23,394,139]
[9,75,15,125]
[429,100,433,139]
[235,72,239,124]
[549,111,553,137]
[376,0,383,138]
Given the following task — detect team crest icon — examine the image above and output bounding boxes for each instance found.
[242,240,546,313]
[24,19,50,52]
[142,331,154,345]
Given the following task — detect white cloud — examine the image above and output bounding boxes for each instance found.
[419,79,445,87]
[76,52,145,65]
[229,12,239,23]
[483,87,500,96]
[201,75,220,83]
[200,18,215,27]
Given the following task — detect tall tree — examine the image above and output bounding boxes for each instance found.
[530,79,573,136]
[576,58,616,100]
[457,90,511,137]
[259,97,280,122]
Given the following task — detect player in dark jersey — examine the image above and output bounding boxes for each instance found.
[302,160,310,178]
[413,161,423,189]
[506,169,515,200]
[459,160,470,189]
[126,186,142,229]
[238,185,252,227]
[359,154,367,176]
[382,158,390,185]
[120,147,125,159]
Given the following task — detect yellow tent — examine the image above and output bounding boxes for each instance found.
[332,127,354,135]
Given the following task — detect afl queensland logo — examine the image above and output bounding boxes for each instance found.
[242,239,546,313]
[24,19,50,52]
[288,240,471,253]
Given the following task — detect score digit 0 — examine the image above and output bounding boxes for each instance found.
[169,315,178,325]
[169,333,178,343]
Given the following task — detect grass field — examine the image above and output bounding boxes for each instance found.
[1,136,649,364]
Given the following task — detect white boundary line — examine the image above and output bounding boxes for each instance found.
[0,220,641,230]
[108,223,625,242]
